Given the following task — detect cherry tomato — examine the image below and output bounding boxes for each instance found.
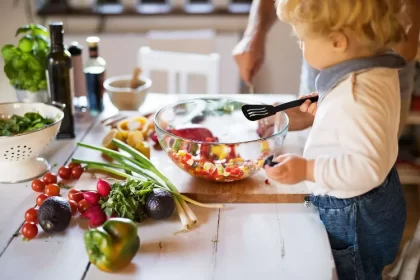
[68,200,78,215]
[71,166,84,180]
[58,166,72,180]
[21,222,38,239]
[68,162,81,169]
[68,189,84,203]
[43,172,57,184]
[45,183,60,196]
[31,179,46,193]
[36,194,48,206]
[78,199,90,214]
[24,208,38,223]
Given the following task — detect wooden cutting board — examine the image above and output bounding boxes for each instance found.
[75,130,310,204]
[75,93,310,203]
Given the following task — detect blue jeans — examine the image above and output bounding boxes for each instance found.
[307,167,406,280]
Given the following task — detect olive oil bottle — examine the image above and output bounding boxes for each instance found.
[46,21,75,139]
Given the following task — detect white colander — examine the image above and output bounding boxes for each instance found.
[0,102,64,183]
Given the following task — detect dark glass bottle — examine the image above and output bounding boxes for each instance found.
[84,36,106,116]
[46,22,76,139]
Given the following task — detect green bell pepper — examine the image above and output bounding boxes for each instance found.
[84,218,140,272]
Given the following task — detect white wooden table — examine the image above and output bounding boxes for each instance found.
[0,93,337,280]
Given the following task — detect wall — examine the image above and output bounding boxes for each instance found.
[0,0,303,103]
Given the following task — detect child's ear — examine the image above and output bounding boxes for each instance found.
[329,32,348,53]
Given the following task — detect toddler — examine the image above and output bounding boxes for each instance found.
[265,0,410,279]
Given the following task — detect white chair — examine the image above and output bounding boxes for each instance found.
[138,46,220,94]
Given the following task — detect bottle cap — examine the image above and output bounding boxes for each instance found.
[68,41,83,56]
[86,36,100,48]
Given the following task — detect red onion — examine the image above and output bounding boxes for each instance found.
[96,178,111,197]
[83,191,100,205]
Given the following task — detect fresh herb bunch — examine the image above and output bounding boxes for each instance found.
[100,179,156,222]
[0,112,55,136]
[1,24,50,92]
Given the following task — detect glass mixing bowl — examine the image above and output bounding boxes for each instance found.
[154,97,289,182]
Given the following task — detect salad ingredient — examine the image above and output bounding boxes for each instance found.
[58,166,72,179]
[83,191,100,205]
[24,208,38,223]
[68,188,84,203]
[36,193,48,206]
[117,116,149,137]
[84,218,140,272]
[96,178,111,197]
[71,166,84,179]
[168,127,215,142]
[38,196,72,233]
[21,222,38,239]
[68,162,81,169]
[43,172,57,185]
[72,139,224,230]
[78,199,90,214]
[44,183,60,196]
[68,200,78,215]
[145,189,175,220]
[102,129,118,150]
[82,205,107,227]
[134,141,150,159]
[31,179,46,192]
[127,131,144,147]
[0,112,55,136]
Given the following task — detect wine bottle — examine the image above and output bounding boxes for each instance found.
[46,21,76,139]
[84,36,106,116]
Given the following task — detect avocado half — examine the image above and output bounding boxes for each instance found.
[38,196,72,233]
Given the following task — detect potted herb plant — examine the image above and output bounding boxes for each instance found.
[1,24,50,103]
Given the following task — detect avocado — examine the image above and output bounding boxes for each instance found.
[38,196,72,233]
[145,189,175,220]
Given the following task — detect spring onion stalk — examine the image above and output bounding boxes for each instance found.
[73,140,223,230]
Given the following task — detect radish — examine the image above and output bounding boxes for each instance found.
[83,191,100,205]
[96,178,111,197]
[82,205,106,227]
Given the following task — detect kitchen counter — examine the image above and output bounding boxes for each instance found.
[0,93,336,280]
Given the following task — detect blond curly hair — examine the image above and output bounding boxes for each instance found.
[276,0,410,51]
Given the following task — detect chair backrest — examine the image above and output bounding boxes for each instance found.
[138,46,220,94]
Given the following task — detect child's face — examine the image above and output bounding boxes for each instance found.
[294,27,348,70]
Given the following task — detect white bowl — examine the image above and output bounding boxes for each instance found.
[0,102,64,183]
[104,75,152,111]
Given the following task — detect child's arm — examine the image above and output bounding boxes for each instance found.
[311,79,397,190]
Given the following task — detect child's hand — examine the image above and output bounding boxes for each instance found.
[299,93,318,116]
[264,154,309,184]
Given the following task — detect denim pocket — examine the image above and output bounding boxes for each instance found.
[332,246,357,280]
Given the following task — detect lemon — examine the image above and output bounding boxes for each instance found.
[115,131,129,142]
[127,131,144,148]
[102,129,118,150]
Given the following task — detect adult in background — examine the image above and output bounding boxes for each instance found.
[233,0,420,137]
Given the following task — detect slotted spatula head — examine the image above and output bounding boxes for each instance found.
[241,104,275,121]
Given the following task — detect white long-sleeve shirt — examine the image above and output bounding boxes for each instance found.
[303,53,406,199]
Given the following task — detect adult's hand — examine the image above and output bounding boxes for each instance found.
[232,32,266,86]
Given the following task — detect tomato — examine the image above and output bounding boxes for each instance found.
[68,200,78,215]
[45,183,60,196]
[68,189,84,203]
[78,199,90,214]
[42,172,57,184]
[58,166,72,179]
[31,179,46,193]
[68,162,81,169]
[21,222,38,239]
[24,208,38,223]
[71,166,84,180]
[36,194,48,206]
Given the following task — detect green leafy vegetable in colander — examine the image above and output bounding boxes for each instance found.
[0,112,55,136]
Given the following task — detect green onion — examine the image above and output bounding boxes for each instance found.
[73,139,223,230]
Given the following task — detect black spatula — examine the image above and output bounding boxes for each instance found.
[241,96,319,121]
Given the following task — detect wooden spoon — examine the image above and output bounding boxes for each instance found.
[130,67,142,89]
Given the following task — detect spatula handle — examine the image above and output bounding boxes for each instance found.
[275,96,319,112]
